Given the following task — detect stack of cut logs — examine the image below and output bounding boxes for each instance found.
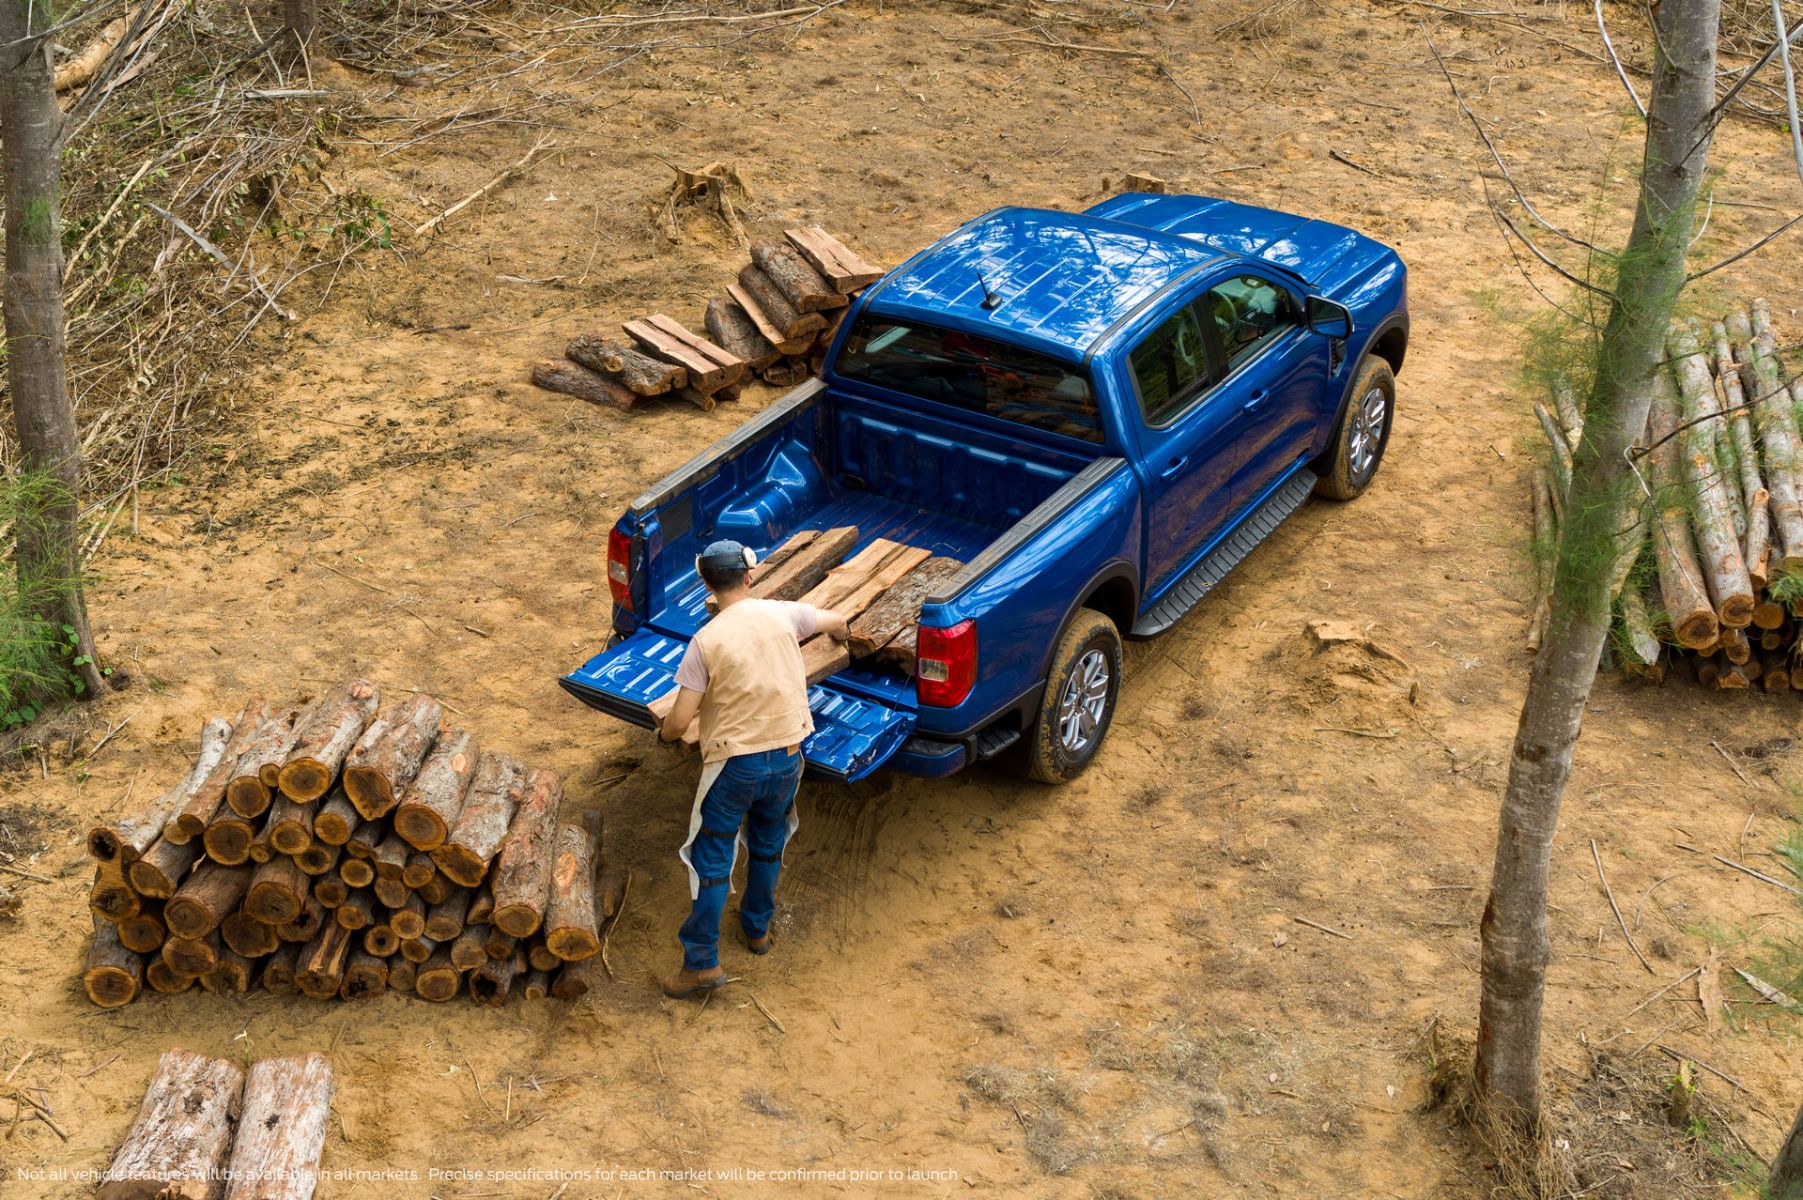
[651,526,962,740]
[532,226,881,412]
[98,1049,332,1200]
[82,680,620,1008]
[1529,299,1803,691]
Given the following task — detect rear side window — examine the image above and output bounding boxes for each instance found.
[1204,274,1300,371]
[836,316,1103,443]
[1129,302,1211,426]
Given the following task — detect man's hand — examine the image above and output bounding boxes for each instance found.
[818,609,851,643]
[654,687,702,744]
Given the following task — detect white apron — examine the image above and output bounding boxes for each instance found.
[677,756,803,899]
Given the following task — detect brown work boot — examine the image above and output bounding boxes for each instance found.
[661,965,727,999]
[744,929,772,955]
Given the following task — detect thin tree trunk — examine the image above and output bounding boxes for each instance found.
[0,8,105,697]
[283,0,317,54]
[1474,0,1720,1125]
[1773,1097,1803,1200]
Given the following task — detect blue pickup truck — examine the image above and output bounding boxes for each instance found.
[562,194,1408,784]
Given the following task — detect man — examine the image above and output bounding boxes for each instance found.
[657,538,849,998]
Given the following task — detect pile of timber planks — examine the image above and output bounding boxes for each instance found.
[98,1049,333,1200]
[1528,300,1803,691]
[83,680,623,1009]
[532,226,881,411]
[652,526,963,743]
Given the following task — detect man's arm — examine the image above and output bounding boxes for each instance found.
[659,687,703,743]
[815,608,850,641]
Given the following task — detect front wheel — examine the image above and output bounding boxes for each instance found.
[1024,609,1123,785]
[1315,355,1395,500]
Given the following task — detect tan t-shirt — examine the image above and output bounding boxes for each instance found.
[675,599,818,763]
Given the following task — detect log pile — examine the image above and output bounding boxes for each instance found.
[98,1048,333,1200]
[83,681,622,1008]
[1528,301,1803,692]
[532,225,880,411]
[651,526,962,743]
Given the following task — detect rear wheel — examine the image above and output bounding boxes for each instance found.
[1315,355,1395,500]
[1024,609,1123,784]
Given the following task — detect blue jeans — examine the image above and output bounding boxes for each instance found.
[679,748,802,971]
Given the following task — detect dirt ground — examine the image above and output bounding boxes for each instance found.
[4,1,1803,1196]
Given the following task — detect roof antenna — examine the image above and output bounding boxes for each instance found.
[977,268,1002,310]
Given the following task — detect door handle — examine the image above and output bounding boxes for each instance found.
[1243,389,1270,412]
[1159,455,1190,480]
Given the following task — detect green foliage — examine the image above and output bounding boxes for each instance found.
[0,470,103,731]
[275,191,395,253]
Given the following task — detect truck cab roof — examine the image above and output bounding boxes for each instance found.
[861,196,1392,362]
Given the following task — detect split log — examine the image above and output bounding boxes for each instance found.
[168,699,269,844]
[387,958,417,994]
[334,889,375,931]
[751,239,847,313]
[390,891,427,940]
[466,885,494,927]
[277,896,324,943]
[566,334,685,395]
[296,841,342,877]
[800,538,931,613]
[415,945,461,1001]
[1669,324,1755,627]
[523,969,551,1000]
[400,935,435,964]
[1714,322,1771,587]
[751,525,858,602]
[201,810,256,867]
[490,767,563,937]
[266,796,315,856]
[531,359,639,411]
[543,809,605,961]
[674,384,718,412]
[96,1048,242,1200]
[374,875,410,909]
[785,225,884,293]
[432,750,523,886]
[117,908,168,955]
[90,716,235,867]
[260,944,300,994]
[759,356,812,387]
[470,948,525,1006]
[705,294,781,370]
[528,940,560,973]
[245,856,310,925]
[485,928,517,960]
[337,856,374,889]
[343,693,443,819]
[223,1054,334,1200]
[201,947,253,995]
[346,820,384,859]
[450,923,490,971]
[1649,368,1721,649]
[225,705,304,818]
[424,890,470,942]
[129,836,201,899]
[727,283,816,356]
[166,862,251,938]
[363,923,399,958]
[847,556,964,656]
[402,852,435,889]
[1730,306,1803,572]
[145,959,196,994]
[222,908,279,959]
[393,727,479,851]
[340,948,388,1000]
[295,925,352,999]
[418,870,454,905]
[735,266,826,341]
[278,678,379,802]
[624,314,746,393]
[550,956,593,1001]
[311,791,359,845]
[84,915,143,1007]
[160,930,220,979]
[758,528,819,573]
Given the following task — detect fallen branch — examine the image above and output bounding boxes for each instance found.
[1592,839,1654,974]
[414,134,553,238]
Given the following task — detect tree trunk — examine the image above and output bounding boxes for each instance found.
[425,889,470,941]
[339,947,387,1000]
[1771,1096,1803,1200]
[342,693,441,819]
[470,948,525,1006]
[83,914,142,1007]
[277,677,379,802]
[1474,0,1720,1127]
[226,706,303,818]
[0,5,105,700]
[116,907,167,954]
[129,836,201,899]
[543,810,605,960]
[159,929,219,979]
[259,944,300,995]
[89,717,235,866]
[282,0,318,55]
[1668,323,1755,625]
[295,924,351,998]
[167,699,270,843]
[202,946,253,995]
[432,750,522,886]
[490,767,563,937]
[450,922,490,971]
[97,1049,242,1200]
[311,791,359,845]
[223,1054,334,1200]
[275,895,324,943]
[165,862,250,939]
[415,944,461,1001]
[245,854,309,925]
[222,908,279,958]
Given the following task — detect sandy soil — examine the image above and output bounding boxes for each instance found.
[4,2,1803,1196]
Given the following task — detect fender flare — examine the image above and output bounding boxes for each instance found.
[1326,313,1408,436]
[1036,559,1140,684]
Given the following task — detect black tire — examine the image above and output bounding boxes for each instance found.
[1024,609,1123,785]
[1315,355,1395,500]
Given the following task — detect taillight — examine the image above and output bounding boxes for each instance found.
[607,529,634,611]
[917,619,977,707]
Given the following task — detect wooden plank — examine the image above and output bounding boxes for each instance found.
[736,265,826,341]
[705,294,782,370]
[819,544,932,618]
[623,317,731,392]
[797,539,922,612]
[757,528,819,573]
[644,313,746,382]
[785,225,883,293]
[847,556,965,657]
[750,526,859,602]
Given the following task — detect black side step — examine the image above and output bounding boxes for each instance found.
[1131,468,1317,638]
[973,727,1021,760]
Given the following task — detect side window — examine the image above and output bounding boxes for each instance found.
[1204,274,1300,372]
[1129,302,1211,426]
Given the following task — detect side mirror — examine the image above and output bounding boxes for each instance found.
[1306,296,1353,340]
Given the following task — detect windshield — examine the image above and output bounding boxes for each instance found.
[835,315,1103,443]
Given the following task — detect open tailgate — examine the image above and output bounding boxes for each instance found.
[560,627,915,782]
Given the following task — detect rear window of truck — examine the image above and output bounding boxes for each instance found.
[836,316,1103,443]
